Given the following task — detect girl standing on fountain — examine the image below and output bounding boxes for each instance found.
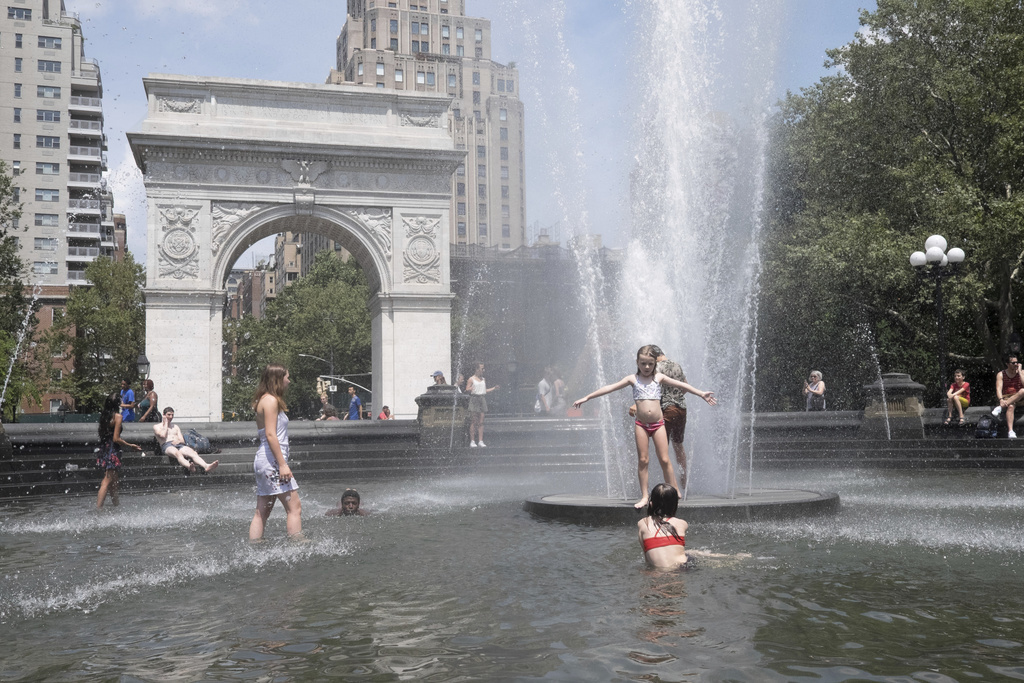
[573,345,717,508]
[96,391,142,509]
[249,364,302,540]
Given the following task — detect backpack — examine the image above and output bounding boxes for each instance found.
[974,414,999,439]
[183,428,213,453]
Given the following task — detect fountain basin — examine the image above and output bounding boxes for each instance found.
[524,488,840,525]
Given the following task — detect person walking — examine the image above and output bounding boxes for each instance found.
[96,391,142,509]
[466,362,500,447]
[119,379,136,423]
[136,379,159,423]
[344,386,363,421]
[249,364,302,540]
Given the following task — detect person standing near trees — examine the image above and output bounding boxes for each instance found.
[344,386,362,420]
[804,371,826,411]
[993,355,1024,439]
[119,379,136,423]
[466,362,499,447]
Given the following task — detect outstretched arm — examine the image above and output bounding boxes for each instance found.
[573,376,633,409]
[659,375,717,406]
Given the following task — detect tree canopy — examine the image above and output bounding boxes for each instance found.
[223,251,372,420]
[757,0,1024,409]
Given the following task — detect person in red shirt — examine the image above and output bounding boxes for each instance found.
[993,355,1024,438]
[945,369,970,426]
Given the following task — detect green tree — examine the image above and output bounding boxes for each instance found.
[758,0,1024,409]
[0,160,41,421]
[45,255,146,413]
[223,251,372,419]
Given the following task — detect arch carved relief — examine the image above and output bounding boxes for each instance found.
[157,204,202,280]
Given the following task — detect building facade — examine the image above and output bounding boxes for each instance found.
[329,0,526,250]
[1,0,120,415]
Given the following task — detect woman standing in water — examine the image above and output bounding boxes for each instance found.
[249,364,302,540]
[96,391,142,509]
[638,483,689,569]
[573,345,716,508]
[465,362,499,447]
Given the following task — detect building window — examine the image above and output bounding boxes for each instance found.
[478,164,486,177]
[502,205,510,218]
[421,41,429,52]
[13,83,21,98]
[502,224,510,238]
[442,25,450,38]
[473,91,480,104]
[37,85,61,98]
[501,166,509,179]
[390,37,398,50]
[13,108,21,123]
[13,133,20,149]
[456,26,464,39]
[456,45,464,56]
[12,188,19,202]
[478,204,487,217]
[497,79,505,92]
[37,110,60,122]
[370,18,376,31]
[442,43,450,55]
[14,58,22,72]
[370,37,376,48]
[395,68,403,82]
[38,36,62,49]
[472,71,480,85]
[506,80,514,92]
[478,184,486,198]
[500,127,509,141]
[14,33,22,47]
[448,73,456,88]
[11,161,19,176]
[500,108,507,121]
[357,63,363,76]
[33,262,58,275]
[453,107,461,119]
[420,23,428,36]
[475,28,483,42]
[426,72,435,85]
[478,222,487,236]
[412,40,419,52]
[287,272,297,282]
[500,147,508,161]
[36,135,60,148]
[36,162,59,175]
[376,62,385,76]
[456,164,465,176]
[457,221,466,236]
[501,185,509,199]
[477,145,486,158]
[390,19,398,33]
[8,7,31,19]
[457,202,466,216]
[50,398,63,413]
[376,82,385,88]
[36,188,60,202]
[457,182,465,195]
[411,21,420,34]
[35,213,59,226]
[34,237,58,250]
[38,60,61,73]
[416,71,425,84]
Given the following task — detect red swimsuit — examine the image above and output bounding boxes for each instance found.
[642,518,685,553]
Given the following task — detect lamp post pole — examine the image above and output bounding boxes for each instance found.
[910,235,964,394]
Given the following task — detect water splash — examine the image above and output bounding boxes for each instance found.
[859,323,892,440]
[0,283,43,417]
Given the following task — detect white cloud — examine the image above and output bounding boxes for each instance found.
[105,141,148,262]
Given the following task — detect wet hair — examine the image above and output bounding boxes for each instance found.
[341,489,360,503]
[636,345,659,372]
[99,392,121,442]
[646,484,684,543]
[648,345,664,359]
[323,404,338,418]
[163,406,174,415]
[253,363,289,411]
[144,379,154,391]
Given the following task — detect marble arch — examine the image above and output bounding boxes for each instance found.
[128,75,463,421]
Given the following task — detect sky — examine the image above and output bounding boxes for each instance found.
[68,0,876,266]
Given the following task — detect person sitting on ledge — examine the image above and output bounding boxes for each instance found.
[945,369,970,426]
[153,407,219,474]
[993,355,1024,439]
[326,489,367,516]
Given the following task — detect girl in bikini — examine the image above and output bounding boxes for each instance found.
[573,345,717,508]
[638,483,689,569]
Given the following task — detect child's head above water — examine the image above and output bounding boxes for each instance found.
[646,483,679,519]
[636,344,660,376]
[340,489,361,515]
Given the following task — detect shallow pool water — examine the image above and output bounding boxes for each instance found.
[2,468,1023,680]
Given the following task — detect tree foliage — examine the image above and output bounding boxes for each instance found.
[0,160,40,421]
[758,0,1024,409]
[44,255,146,413]
[223,252,372,420]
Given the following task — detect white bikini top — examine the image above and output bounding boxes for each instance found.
[632,374,662,401]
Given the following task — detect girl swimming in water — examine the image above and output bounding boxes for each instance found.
[573,345,716,508]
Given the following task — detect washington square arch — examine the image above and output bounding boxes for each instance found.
[128,75,464,421]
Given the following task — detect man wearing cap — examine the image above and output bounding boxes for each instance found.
[431,370,447,385]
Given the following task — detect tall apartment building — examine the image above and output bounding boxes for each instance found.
[329,0,526,250]
[1,0,118,414]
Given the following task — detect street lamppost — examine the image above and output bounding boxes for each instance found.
[298,352,333,379]
[909,234,965,392]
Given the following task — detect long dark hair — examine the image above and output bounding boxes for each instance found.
[646,483,684,540]
[253,363,288,412]
[98,391,121,442]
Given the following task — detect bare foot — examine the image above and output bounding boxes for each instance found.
[188,463,196,474]
[205,460,219,474]
[634,497,649,509]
